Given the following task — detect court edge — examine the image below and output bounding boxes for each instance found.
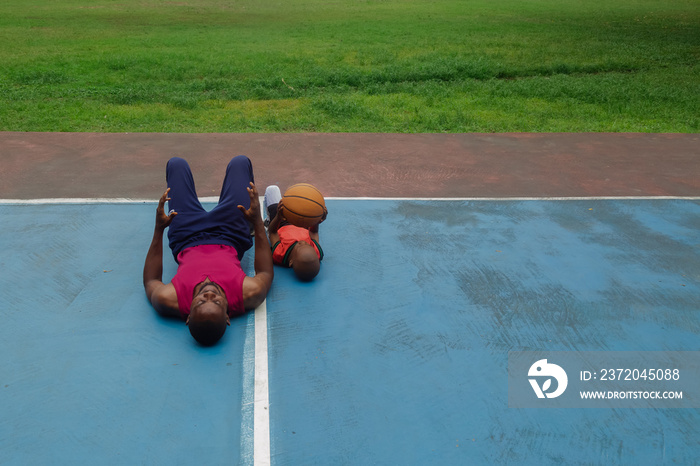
[2,196,699,205]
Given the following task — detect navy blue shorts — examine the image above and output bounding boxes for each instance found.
[166,156,254,261]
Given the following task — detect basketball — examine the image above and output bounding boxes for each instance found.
[282,183,327,228]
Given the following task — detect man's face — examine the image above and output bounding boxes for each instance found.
[188,282,229,324]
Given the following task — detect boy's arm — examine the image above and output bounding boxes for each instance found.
[308,206,325,241]
[309,224,320,242]
[267,201,284,245]
[267,202,283,234]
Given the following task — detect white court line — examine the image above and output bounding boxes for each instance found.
[253,203,271,466]
[325,196,700,201]
[254,299,271,466]
[1,196,700,205]
[0,197,221,205]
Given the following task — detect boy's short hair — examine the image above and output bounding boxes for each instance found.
[292,244,321,281]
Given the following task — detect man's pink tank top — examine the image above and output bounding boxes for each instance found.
[171,244,246,318]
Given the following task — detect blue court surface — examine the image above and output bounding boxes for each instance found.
[1,199,699,465]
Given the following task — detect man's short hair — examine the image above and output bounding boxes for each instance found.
[188,319,227,346]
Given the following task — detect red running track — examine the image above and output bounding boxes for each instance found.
[1,132,698,199]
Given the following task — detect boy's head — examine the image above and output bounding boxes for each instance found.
[290,242,320,281]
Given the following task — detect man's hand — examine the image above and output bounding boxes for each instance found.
[156,188,177,231]
[144,187,180,318]
[237,182,261,223]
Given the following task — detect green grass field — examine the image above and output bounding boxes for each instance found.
[1,0,698,132]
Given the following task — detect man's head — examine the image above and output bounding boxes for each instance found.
[290,242,320,282]
[186,282,230,346]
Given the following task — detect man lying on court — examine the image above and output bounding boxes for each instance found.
[143,156,273,346]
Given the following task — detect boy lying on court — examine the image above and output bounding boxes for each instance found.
[264,185,325,282]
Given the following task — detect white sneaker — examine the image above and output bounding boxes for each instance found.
[264,185,282,225]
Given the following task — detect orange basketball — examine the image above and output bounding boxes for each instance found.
[282,183,327,228]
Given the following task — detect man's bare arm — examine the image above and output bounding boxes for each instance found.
[143,189,180,317]
[239,183,274,309]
